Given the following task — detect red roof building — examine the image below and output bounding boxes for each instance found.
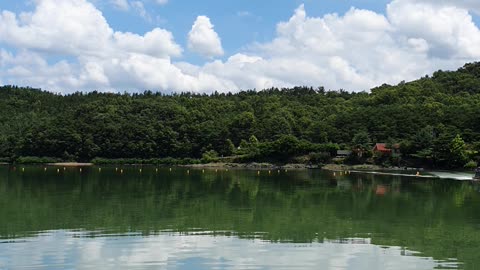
[373,143,391,153]
[373,143,400,156]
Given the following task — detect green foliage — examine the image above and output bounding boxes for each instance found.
[449,134,468,168]
[352,131,371,150]
[2,62,480,167]
[201,150,220,163]
[464,160,478,169]
[307,152,332,164]
[249,135,259,145]
[15,156,60,164]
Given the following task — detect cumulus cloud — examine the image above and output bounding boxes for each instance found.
[1,0,480,93]
[195,1,480,91]
[114,29,182,58]
[0,0,112,56]
[387,0,480,58]
[188,16,224,58]
[0,0,211,92]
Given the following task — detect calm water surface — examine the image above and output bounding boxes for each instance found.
[0,166,479,270]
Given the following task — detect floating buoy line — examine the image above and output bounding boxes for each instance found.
[30,166,294,176]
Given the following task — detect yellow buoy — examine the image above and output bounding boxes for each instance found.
[268,170,271,174]
[215,169,218,173]
[79,168,82,173]
[226,169,228,172]
[285,169,288,173]
[278,170,280,174]
[115,167,118,172]
[64,167,66,171]
[139,168,142,173]
[187,170,190,174]
[202,169,205,173]
[333,172,336,176]
[44,167,47,172]
[156,168,158,173]
[169,168,172,172]
[99,168,102,172]
[22,168,25,172]
[120,169,123,174]
[57,169,60,173]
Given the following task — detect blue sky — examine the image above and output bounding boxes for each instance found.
[1,0,480,93]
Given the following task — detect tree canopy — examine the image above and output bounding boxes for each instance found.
[2,63,480,168]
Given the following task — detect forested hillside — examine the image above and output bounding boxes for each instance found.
[2,63,480,168]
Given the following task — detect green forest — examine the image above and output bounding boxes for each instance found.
[2,62,480,168]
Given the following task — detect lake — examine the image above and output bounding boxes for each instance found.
[0,166,479,270]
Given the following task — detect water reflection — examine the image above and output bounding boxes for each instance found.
[0,166,479,269]
[0,231,461,270]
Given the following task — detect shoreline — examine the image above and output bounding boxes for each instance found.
[348,170,437,179]
[183,163,319,170]
[321,164,426,172]
[0,162,95,167]
[1,162,475,180]
[0,162,436,171]
[0,161,318,169]
[47,162,94,167]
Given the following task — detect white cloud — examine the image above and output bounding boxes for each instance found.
[0,0,113,56]
[114,29,182,58]
[188,16,224,58]
[130,1,150,21]
[1,0,480,93]
[111,0,129,10]
[195,2,480,91]
[387,0,480,58]
[403,0,480,15]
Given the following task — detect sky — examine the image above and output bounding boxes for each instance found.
[1,0,480,93]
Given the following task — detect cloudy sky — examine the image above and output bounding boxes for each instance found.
[0,0,480,93]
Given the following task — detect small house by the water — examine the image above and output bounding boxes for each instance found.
[373,143,400,156]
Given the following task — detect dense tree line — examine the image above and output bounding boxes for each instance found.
[2,63,480,168]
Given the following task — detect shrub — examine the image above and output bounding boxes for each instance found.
[308,152,332,164]
[201,150,220,163]
[464,160,478,169]
[16,156,60,164]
